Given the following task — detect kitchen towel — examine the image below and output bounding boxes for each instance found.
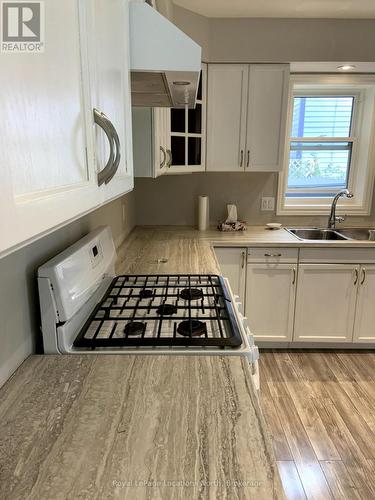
[198,195,209,231]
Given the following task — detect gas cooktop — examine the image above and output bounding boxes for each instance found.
[73,274,243,350]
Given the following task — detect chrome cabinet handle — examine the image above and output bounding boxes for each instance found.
[246,150,250,168]
[160,146,166,168]
[354,269,359,285]
[241,251,246,268]
[94,108,115,186]
[240,150,244,167]
[104,119,121,184]
[264,253,282,257]
[166,149,172,168]
[292,268,296,285]
[361,268,366,285]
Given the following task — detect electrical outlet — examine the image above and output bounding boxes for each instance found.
[261,197,275,211]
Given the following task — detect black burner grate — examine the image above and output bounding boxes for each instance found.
[73,274,242,350]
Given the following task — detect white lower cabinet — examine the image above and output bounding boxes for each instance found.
[293,264,359,343]
[246,263,297,342]
[217,246,375,345]
[353,265,375,343]
[214,248,246,305]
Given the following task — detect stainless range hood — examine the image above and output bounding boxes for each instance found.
[129,1,202,108]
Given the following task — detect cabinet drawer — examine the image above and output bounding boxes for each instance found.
[247,247,298,263]
[300,248,375,264]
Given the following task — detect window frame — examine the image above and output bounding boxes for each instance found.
[277,74,375,216]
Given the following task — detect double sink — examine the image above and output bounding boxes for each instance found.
[286,227,375,241]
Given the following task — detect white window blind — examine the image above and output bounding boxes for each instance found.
[287,95,355,196]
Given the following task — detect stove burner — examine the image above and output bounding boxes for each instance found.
[124,322,146,336]
[179,288,203,301]
[139,289,153,299]
[156,303,178,316]
[177,320,207,337]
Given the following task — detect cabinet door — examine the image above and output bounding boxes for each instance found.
[86,0,133,202]
[214,248,246,305]
[294,264,358,343]
[0,0,99,258]
[246,264,297,342]
[153,108,171,177]
[353,265,375,343]
[206,64,248,171]
[245,64,289,172]
[169,65,207,174]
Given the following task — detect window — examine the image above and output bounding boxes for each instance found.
[288,95,354,194]
[277,75,375,215]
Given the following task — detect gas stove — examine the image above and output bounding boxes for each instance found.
[38,227,259,388]
[73,274,242,350]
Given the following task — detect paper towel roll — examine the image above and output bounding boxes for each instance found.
[198,195,209,231]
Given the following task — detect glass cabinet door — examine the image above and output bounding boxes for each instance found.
[169,64,206,173]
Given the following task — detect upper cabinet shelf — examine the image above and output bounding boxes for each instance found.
[206,64,290,172]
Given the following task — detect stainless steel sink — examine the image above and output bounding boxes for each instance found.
[336,227,375,241]
[286,228,350,241]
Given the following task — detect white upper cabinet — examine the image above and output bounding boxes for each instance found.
[132,107,171,178]
[0,0,133,258]
[0,0,98,257]
[245,65,289,172]
[84,0,133,202]
[207,65,248,172]
[207,63,290,172]
[169,65,207,174]
[133,66,206,177]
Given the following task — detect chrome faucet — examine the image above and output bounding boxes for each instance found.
[328,189,354,229]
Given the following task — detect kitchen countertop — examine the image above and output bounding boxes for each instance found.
[117,227,375,276]
[0,225,289,500]
[0,355,282,499]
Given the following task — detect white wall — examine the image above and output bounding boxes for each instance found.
[0,191,135,387]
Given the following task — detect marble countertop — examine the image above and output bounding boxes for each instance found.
[0,225,290,499]
[0,355,283,499]
[117,227,375,277]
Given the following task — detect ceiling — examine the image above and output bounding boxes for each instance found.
[172,0,375,19]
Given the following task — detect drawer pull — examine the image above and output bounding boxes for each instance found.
[361,268,366,285]
[264,253,282,257]
[354,269,359,285]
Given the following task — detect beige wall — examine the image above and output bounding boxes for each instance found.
[133,8,375,228]
[134,173,375,228]
[174,5,375,63]
[0,191,136,387]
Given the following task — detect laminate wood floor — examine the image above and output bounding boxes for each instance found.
[259,350,375,500]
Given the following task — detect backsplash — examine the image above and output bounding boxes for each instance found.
[134,172,375,228]
[0,191,135,388]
